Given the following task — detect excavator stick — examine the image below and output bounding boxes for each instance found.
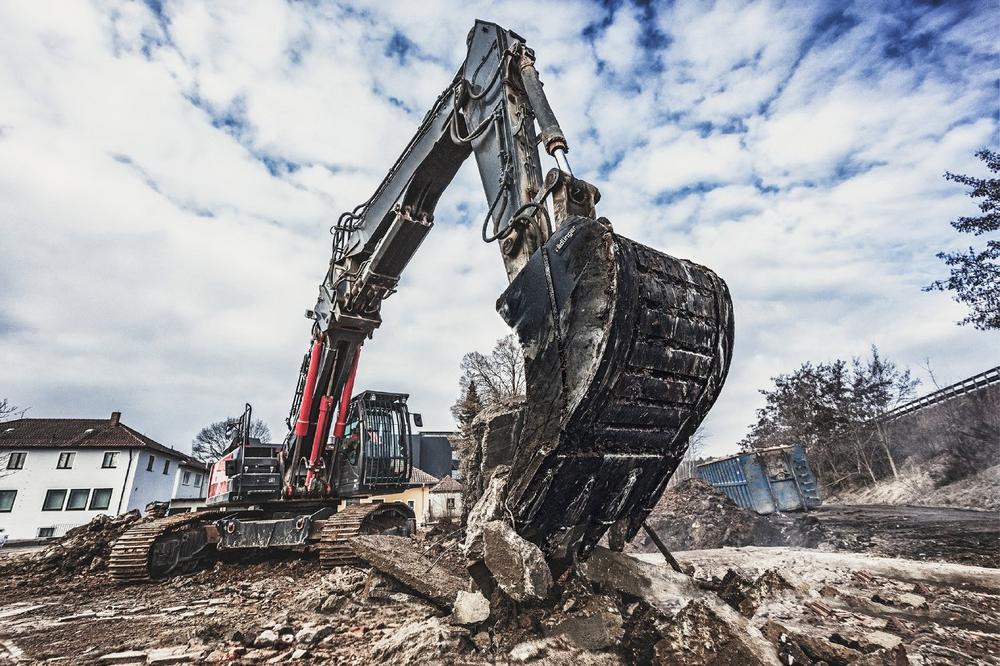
[496,215,734,564]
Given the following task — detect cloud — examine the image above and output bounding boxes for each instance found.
[0,0,996,458]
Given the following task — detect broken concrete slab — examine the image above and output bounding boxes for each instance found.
[350,535,467,609]
[451,590,490,625]
[580,547,780,664]
[578,546,702,617]
[482,520,552,602]
[462,465,510,560]
[655,600,781,666]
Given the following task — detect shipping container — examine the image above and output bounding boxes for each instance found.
[695,445,821,514]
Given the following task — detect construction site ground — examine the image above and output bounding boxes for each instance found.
[2,489,997,664]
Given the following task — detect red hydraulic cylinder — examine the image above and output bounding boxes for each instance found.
[305,395,335,487]
[333,348,361,439]
[294,338,324,437]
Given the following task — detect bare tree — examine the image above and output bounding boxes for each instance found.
[456,334,525,408]
[0,398,26,422]
[0,398,28,480]
[192,417,272,463]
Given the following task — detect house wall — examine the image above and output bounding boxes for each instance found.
[341,486,431,525]
[171,464,207,500]
[0,448,133,540]
[427,491,463,523]
[125,450,186,512]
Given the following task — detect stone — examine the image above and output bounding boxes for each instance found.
[462,465,510,560]
[852,645,909,666]
[482,520,552,602]
[553,611,624,650]
[451,590,491,625]
[295,624,334,646]
[896,593,928,609]
[473,631,491,650]
[291,648,309,660]
[862,631,903,651]
[371,617,463,663]
[254,629,280,647]
[98,651,147,664]
[350,535,467,609]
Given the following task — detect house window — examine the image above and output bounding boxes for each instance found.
[146,455,155,472]
[102,452,118,469]
[37,527,55,538]
[163,460,170,475]
[57,452,75,469]
[194,473,202,487]
[446,497,456,510]
[6,452,26,470]
[182,471,191,485]
[89,488,113,510]
[67,489,90,511]
[0,490,16,512]
[407,500,414,509]
[42,489,67,511]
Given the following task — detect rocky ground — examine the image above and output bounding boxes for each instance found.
[0,481,997,665]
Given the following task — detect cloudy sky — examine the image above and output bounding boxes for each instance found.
[1,0,997,457]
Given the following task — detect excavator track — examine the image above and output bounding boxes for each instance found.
[498,216,735,562]
[318,502,414,568]
[109,512,218,584]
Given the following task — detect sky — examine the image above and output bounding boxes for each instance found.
[0,0,997,458]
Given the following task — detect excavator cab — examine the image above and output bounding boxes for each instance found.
[332,391,412,496]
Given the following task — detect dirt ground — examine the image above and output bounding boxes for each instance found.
[2,480,997,664]
[812,503,1000,568]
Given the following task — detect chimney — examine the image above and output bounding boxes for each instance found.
[110,411,121,426]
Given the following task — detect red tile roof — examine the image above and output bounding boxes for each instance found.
[430,476,463,494]
[0,416,207,469]
[408,467,439,486]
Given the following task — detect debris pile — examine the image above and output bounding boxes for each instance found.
[629,478,827,554]
[0,510,143,589]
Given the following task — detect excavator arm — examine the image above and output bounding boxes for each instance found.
[282,21,583,490]
[282,20,735,566]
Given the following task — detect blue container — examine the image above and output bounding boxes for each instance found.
[696,445,821,514]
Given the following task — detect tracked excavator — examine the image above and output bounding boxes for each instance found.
[110,20,734,583]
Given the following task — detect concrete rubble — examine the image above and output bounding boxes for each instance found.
[481,520,552,602]
[1,484,997,664]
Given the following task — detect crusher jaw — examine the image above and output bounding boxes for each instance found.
[492,215,734,565]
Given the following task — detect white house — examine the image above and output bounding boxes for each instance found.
[0,411,208,541]
[426,475,463,523]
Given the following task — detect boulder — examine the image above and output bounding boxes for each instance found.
[482,520,552,602]
[451,590,491,626]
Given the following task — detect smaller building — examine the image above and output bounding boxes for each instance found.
[341,467,439,526]
[0,412,208,540]
[427,476,463,523]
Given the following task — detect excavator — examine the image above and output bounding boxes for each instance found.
[109,20,734,583]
